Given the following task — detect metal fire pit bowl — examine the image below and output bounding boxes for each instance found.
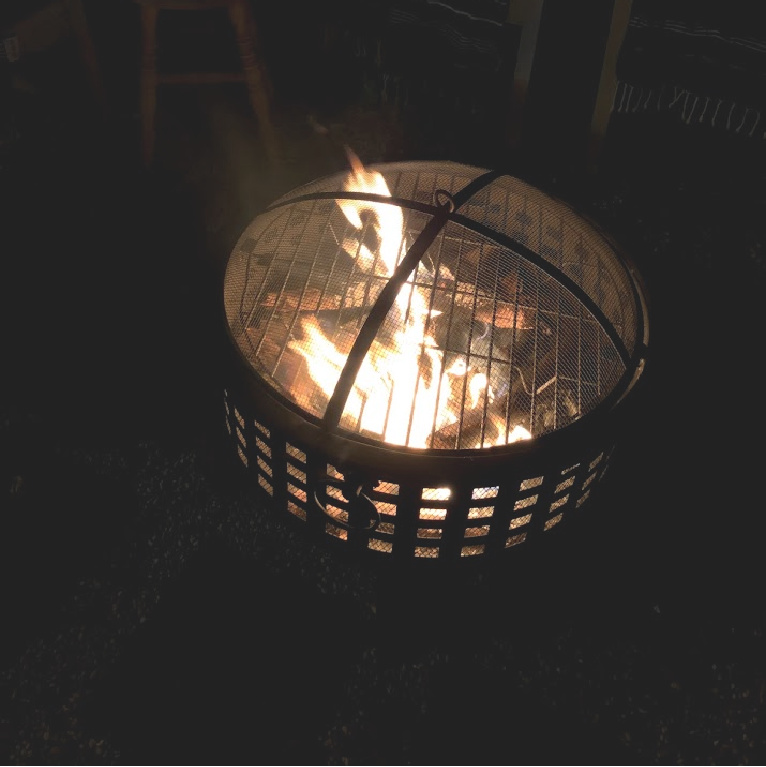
[222,160,650,563]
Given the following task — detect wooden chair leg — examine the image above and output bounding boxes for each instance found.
[587,0,634,173]
[228,0,279,165]
[507,0,545,152]
[61,0,107,116]
[140,5,158,167]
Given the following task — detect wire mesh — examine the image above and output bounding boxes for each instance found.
[225,163,643,450]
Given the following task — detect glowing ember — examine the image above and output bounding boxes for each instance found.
[287,149,533,450]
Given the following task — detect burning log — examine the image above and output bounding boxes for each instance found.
[431,408,485,449]
[429,404,521,450]
[474,300,526,329]
[259,287,343,312]
[257,283,526,340]
[459,246,522,298]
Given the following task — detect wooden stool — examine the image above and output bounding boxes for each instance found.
[136,0,278,167]
[8,0,107,115]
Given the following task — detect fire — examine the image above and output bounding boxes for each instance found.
[287,149,532,450]
[338,147,404,276]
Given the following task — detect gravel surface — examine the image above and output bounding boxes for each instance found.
[2,31,766,764]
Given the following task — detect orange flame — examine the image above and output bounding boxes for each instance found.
[287,149,531,451]
[337,147,404,276]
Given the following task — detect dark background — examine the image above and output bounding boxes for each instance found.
[1,1,765,764]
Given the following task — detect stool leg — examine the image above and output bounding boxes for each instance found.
[62,0,107,116]
[140,5,158,167]
[228,0,279,165]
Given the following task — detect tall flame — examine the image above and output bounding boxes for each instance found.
[338,147,405,276]
[287,149,525,450]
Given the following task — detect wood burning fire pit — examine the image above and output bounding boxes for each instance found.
[221,155,650,562]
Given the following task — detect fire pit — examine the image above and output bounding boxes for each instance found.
[221,155,649,562]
